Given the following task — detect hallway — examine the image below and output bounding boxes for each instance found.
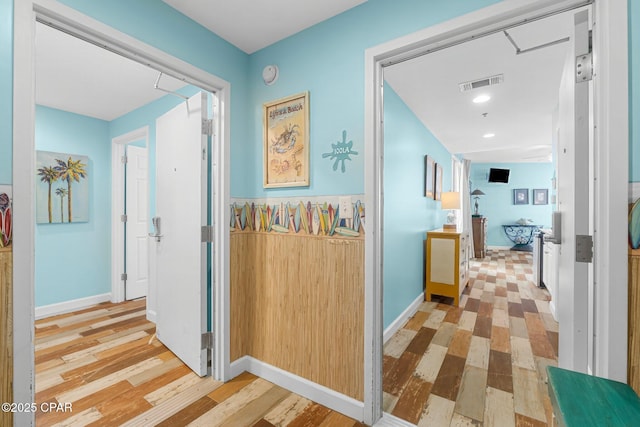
[383,249,558,426]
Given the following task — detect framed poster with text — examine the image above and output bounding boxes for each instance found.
[263,92,310,188]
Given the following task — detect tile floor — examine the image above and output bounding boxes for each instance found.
[383,249,558,426]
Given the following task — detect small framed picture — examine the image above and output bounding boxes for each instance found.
[424,155,434,198]
[533,188,549,205]
[513,188,529,205]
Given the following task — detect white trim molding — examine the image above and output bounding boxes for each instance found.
[230,356,365,422]
[35,293,112,320]
[383,293,423,344]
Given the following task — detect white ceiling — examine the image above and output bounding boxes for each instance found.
[162,0,368,54]
[385,10,576,163]
[35,23,185,121]
[36,4,578,164]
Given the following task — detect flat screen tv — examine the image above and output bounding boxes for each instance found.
[488,168,510,183]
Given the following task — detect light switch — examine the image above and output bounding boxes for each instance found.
[339,196,353,222]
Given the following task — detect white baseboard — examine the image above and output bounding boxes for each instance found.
[230,356,364,421]
[549,300,557,321]
[375,412,417,426]
[383,293,424,344]
[146,309,157,323]
[35,293,112,320]
[488,245,512,251]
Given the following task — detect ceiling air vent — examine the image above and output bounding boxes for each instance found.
[458,74,504,92]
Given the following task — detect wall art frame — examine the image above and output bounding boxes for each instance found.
[533,188,549,205]
[435,163,443,201]
[513,188,529,205]
[424,155,435,198]
[263,92,310,188]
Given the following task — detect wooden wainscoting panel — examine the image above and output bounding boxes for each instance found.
[0,248,12,427]
[629,251,640,395]
[231,232,364,400]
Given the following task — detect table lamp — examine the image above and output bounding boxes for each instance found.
[442,191,461,230]
[471,189,485,216]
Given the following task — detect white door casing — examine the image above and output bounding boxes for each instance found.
[154,92,209,376]
[125,145,149,300]
[557,9,591,373]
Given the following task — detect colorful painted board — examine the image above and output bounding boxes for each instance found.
[263,92,310,188]
[0,185,12,247]
[36,151,89,224]
[629,198,640,249]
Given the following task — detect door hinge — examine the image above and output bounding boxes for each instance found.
[201,331,214,349]
[121,214,128,223]
[121,155,128,164]
[120,273,128,281]
[576,234,593,263]
[201,225,214,243]
[576,52,593,83]
[202,118,213,136]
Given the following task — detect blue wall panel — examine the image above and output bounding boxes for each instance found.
[470,162,555,247]
[0,0,12,184]
[35,106,111,306]
[630,0,640,182]
[383,84,451,329]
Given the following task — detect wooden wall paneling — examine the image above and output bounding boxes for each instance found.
[230,232,364,400]
[0,248,13,427]
[629,250,640,395]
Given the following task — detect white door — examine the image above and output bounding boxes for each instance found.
[125,145,149,300]
[154,92,209,376]
[556,9,592,373]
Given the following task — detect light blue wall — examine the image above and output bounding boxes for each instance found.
[383,84,451,329]
[0,0,12,184]
[470,162,554,247]
[630,0,640,182]
[55,0,251,196]
[35,106,111,306]
[247,0,500,198]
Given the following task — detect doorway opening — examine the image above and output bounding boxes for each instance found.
[112,126,150,304]
[379,7,583,425]
[14,1,232,421]
[363,0,628,425]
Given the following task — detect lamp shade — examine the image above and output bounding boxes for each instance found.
[441,192,461,209]
[471,189,485,196]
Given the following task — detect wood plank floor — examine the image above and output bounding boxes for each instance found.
[383,249,558,426]
[35,299,366,426]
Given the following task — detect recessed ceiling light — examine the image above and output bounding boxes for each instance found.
[483,133,495,138]
[473,94,491,104]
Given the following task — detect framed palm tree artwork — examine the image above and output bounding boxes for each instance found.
[36,150,89,224]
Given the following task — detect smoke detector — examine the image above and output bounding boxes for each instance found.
[459,74,504,92]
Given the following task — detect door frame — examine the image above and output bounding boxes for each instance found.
[13,1,232,424]
[363,0,628,424]
[111,126,150,304]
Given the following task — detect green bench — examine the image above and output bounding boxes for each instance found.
[547,366,640,426]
